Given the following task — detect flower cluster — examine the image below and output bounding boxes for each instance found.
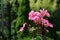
[19,9,53,32]
[28,9,53,28]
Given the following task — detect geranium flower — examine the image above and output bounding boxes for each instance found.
[40,9,50,17]
[28,11,42,25]
[48,23,53,28]
[33,16,40,25]
[28,10,35,20]
[28,9,53,28]
[42,19,49,27]
[42,19,53,28]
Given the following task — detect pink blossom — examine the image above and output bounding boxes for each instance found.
[28,11,41,20]
[19,27,24,32]
[42,19,49,27]
[33,16,39,25]
[40,9,50,17]
[28,11,42,25]
[19,23,27,32]
[34,12,42,18]
[42,19,53,28]
[45,13,50,17]
[48,23,53,28]
[28,9,53,28]
[28,10,35,20]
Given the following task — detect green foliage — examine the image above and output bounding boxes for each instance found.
[29,0,57,13]
[15,0,30,28]
[2,0,59,40]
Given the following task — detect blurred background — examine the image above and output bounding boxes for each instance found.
[0,0,60,40]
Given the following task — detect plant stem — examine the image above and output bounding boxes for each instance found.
[37,26,46,40]
[40,35,46,40]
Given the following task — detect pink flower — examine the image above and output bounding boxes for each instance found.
[28,11,41,20]
[28,10,35,20]
[42,19,49,27]
[45,13,50,17]
[28,11,42,25]
[33,12,41,25]
[40,9,50,17]
[28,9,53,28]
[19,23,27,32]
[33,16,39,25]
[19,27,24,32]
[42,19,53,28]
[34,12,42,18]
[48,23,53,28]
